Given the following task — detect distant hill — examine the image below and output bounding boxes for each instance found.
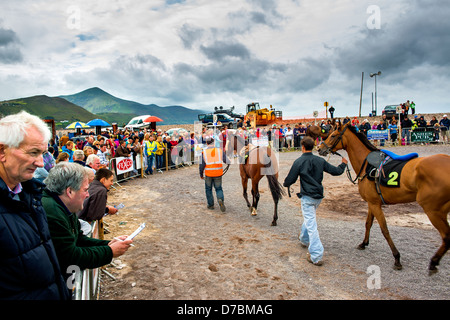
[59,87,206,125]
[0,95,97,128]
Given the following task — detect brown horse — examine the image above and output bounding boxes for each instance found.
[225,131,285,226]
[306,125,329,140]
[318,122,450,275]
[306,119,337,141]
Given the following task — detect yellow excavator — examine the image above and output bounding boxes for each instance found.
[244,102,282,127]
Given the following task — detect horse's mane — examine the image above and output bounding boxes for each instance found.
[347,125,379,152]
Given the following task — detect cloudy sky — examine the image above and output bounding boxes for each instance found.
[1,0,449,118]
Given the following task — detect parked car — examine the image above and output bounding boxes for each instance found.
[125,115,152,130]
[166,128,189,136]
[198,113,237,128]
[382,105,400,119]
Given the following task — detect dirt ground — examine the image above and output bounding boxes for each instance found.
[99,143,450,301]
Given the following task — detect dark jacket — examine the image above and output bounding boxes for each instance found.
[0,178,70,300]
[41,189,113,283]
[78,180,108,223]
[401,118,413,129]
[283,153,347,199]
[115,145,130,158]
[440,118,450,130]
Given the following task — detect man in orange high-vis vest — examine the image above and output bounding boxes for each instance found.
[199,138,227,212]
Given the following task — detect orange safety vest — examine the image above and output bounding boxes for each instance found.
[203,147,223,177]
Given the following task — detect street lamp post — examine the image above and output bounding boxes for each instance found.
[370,71,381,116]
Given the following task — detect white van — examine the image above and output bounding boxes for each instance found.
[125,115,151,130]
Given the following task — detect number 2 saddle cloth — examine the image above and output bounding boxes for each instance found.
[365,149,419,188]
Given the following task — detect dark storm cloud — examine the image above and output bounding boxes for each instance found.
[0,27,22,63]
[200,41,251,61]
[173,53,330,96]
[334,1,450,79]
[79,46,330,105]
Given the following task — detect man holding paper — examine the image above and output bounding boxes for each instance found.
[42,162,132,285]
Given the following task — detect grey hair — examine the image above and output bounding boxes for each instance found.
[44,162,89,195]
[73,149,84,160]
[0,111,51,148]
[86,154,99,165]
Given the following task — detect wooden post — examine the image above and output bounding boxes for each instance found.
[165,143,169,171]
[140,146,144,178]
[98,218,104,240]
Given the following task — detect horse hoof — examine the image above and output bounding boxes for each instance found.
[393,263,403,271]
[271,221,277,226]
[357,243,366,250]
[251,208,257,216]
[428,268,438,276]
[428,263,439,276]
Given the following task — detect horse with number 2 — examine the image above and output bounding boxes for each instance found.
[318,121,450,275]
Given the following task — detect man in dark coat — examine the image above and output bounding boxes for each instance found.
[401,115,413,144]
[0,111,70,300]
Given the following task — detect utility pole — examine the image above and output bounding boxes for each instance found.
[359,72,364,118]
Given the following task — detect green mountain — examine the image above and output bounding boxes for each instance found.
[0,95,97,128]
[59,87,205,125]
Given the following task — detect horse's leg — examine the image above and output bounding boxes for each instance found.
[423,210,450,275]
[251,179,260,216]
[358,210,374,250]
[415,156,450,274]
[369,202,402,270]
[241,175,251,208]
[272,196,278,226]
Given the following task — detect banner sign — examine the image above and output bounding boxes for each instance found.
[115,157,134,175]
[367,130,389,140]
[135,155,142,170]
[411,129,435,142]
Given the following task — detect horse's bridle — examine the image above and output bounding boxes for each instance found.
[319,125,366,185]
[319,125,348,156]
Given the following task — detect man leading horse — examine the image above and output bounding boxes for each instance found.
[283,136,348,266]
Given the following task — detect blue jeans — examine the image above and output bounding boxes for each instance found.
[299,196,323,263]
[156,154,164,169]
[204,176,224,207]
[402,128,411,143]
[146,154,155,174]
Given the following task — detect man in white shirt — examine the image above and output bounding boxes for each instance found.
[96,144,109,167]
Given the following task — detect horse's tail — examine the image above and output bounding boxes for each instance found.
[262,150,286,202]
[266,174,285,203]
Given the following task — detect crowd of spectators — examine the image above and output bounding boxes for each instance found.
[43,123,313,181]
[341,113,449,145]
